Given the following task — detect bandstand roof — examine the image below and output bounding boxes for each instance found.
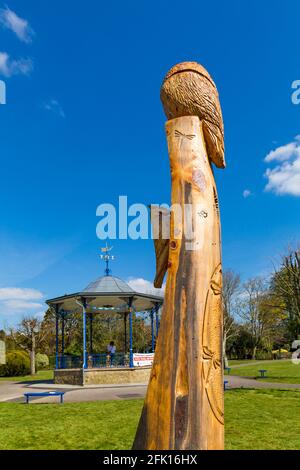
[46,275,163,314]
[83,275,134,294]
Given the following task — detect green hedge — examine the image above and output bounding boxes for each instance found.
[0,350,31,377]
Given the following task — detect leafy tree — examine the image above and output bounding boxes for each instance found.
[227,325,254,359]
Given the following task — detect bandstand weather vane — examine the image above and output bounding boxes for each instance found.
[100,243,115,276]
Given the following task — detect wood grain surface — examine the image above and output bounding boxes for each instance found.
[133,115,224,450]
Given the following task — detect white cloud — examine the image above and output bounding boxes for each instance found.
[127,278,165,297]
[265,142,300,163]
[44,99,65,118]
[0,287,44,316]
[2,300,43,311]
[0,51,33,77]
[0,6,34,43]
[243,189,252,198]
[264,136,300,196]
[0,287,43,301]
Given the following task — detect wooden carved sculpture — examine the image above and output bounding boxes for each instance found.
[133,62,225,450]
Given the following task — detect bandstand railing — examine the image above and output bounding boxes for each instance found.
[57,355,83,369]
[56,353,128,369]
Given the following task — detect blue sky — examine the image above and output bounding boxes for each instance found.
[1,0,300,327]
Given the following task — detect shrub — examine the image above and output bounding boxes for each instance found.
[0,350,30,377]
[14,350,30,360]
[255,350,273,360]
[35,353,49,370]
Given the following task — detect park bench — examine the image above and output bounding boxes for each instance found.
[224,380,229,391]
[24,391,65,404]
[258,369,267,378]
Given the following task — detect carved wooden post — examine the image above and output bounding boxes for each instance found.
[133,62,225,450]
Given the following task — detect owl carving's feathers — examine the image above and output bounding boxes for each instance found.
[160,61,225,169]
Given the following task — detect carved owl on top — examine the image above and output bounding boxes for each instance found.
[160,61,225,169]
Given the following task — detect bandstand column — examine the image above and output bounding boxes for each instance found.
[124,313,127,353]
[89,313,93,354]
[55,306,59,370]
[128,298,133,368]
[61,312,65,355]
[82,299,87,369]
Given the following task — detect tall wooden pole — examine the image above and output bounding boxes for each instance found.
[133,62,225,450]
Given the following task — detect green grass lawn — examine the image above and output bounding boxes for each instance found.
[230,360,300,384]
[228,359,279,367]
[0,389,299,450]
[0,370,54,383]
[225,389,300,450]
[228,359,257,366]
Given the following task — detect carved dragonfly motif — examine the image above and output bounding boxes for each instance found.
[174,129,196,140]
[202,346,222,388]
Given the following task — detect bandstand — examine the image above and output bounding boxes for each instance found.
[46,248,164,385]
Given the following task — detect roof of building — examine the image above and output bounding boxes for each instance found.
[83,275,134,294]
[46,273,163,313]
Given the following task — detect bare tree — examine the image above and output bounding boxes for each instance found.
[271,249,300,339]
[222,270,240,367]
[237,277,283,359]
[11,316,46,375]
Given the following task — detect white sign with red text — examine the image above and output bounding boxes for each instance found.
[133,353,154,367]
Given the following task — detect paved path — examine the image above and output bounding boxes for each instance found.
[226,375,300,390]
[0,373,299,404]
[0,381,148,403]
